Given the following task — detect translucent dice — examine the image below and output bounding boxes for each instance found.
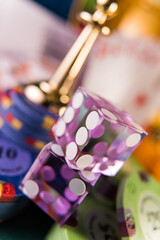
[19,141,100,225]
[53,87,147,176]
[19,87,147,225]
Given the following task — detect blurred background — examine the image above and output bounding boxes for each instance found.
[0,0,160,239]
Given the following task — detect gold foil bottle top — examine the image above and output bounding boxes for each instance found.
[117,0,160,38]
[141,0,160,11]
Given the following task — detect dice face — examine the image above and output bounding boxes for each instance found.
[19,142,100,225]
[53,87,147,176]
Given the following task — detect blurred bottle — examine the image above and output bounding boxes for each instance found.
[131,0,160,184]
[81,0,160,125]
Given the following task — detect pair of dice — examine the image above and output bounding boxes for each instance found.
[19,87,147,225]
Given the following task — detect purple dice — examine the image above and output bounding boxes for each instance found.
[19,141,100,225]
[19,87,147,225]
[53,87,147,176]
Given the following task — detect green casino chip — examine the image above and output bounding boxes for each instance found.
[46,194,121,240]
[116,171,160,240]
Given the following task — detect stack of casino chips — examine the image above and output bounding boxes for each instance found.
[0,86,59,220]
[0,131,34,220]
[0,87,58,154]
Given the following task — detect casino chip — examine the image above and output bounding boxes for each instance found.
[0,132,35,220]
[116,171,160,240]
[0,52,63,220]
[0,87,57,153]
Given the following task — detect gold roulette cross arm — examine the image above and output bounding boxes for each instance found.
[24,0,118,115]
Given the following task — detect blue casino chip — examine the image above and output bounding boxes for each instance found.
[1,98,49,134]
[21,90,58,119]
[0,107,51,143]
[0,120,47,153]
[0,132,36,220]
[10,90,56,125]
[0,89,56,153]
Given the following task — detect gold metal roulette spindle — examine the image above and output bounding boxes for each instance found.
[24,0,118,116]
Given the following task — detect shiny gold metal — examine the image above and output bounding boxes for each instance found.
[24,0,118,112]
[58,27,100,100]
